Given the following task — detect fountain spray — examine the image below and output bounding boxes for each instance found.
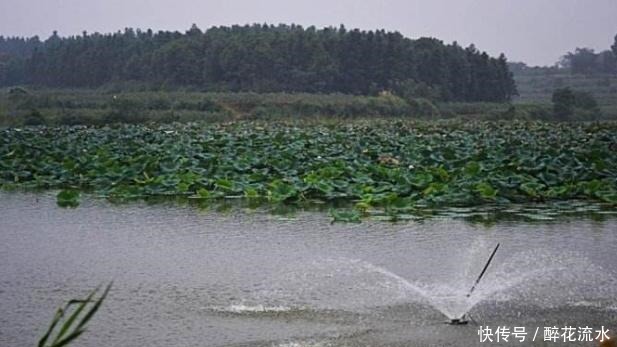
[449,243,500,325]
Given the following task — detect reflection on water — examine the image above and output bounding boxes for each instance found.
[0,192,616,347]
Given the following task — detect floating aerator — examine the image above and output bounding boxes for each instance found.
[449,317,469,325]
[448,243,500,326]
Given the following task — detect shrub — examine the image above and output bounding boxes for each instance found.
[552,87,601,121]
[8,86,29,96]
[552,88,576,120]
[407,98,440,118]
[573,90,599,111]
[57,112,83,126]
[196,98,223,112]
[391,79,442,102]
[23,109,46,126]
[158,111,181,123]
[102,97,147,124]
[147,95,172,110]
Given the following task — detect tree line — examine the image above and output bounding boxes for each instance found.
[0,24,517,102]
[510,34,617,75]
[559,46,616,75]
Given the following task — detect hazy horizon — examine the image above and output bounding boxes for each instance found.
[1,0,616,66]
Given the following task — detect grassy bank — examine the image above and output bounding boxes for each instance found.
[0,89,431,126]
[1,88,603,127]
[514,73,617,104]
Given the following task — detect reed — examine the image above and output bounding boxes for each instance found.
[38,283,112,347]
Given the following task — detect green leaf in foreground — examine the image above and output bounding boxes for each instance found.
[39,282,112,347]
[56,190,80,208]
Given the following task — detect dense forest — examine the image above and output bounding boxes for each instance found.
[0,24,517,102]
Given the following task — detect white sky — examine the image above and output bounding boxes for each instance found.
[1,0,616,66]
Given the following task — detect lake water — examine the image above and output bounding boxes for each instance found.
[1,192,616,346]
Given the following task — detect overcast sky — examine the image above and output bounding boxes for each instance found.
[1,0,616,66]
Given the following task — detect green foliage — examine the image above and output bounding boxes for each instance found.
[436,102,549,121]
[1,90,450,126]
[330,208,362,223]
[513,70,617,118]
[267,180,298,202]
[391,79,442,102]
[573,90,599,110]
[57,112,84,126]
[23,109,46,126]
[39,283,111,347]
[9,86,29,96]
[2,121,617,221]
[552,87,601,120]
[475,182,498,200]
[8,89,611,128]
[56,189,80,207]
[552,88,576,120]
[510,34,617,120]
[561,48,616,75]
[407,98,441,118]
[102,97,148,124]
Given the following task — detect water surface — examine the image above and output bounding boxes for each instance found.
[1,192,616,346]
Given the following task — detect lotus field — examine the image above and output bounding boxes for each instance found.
[1,121,616,220]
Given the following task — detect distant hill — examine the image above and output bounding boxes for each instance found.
[509,37,617,110]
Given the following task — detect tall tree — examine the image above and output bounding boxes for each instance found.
[0,24,517,102]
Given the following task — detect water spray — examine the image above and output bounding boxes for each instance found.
[449,243,500,325]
